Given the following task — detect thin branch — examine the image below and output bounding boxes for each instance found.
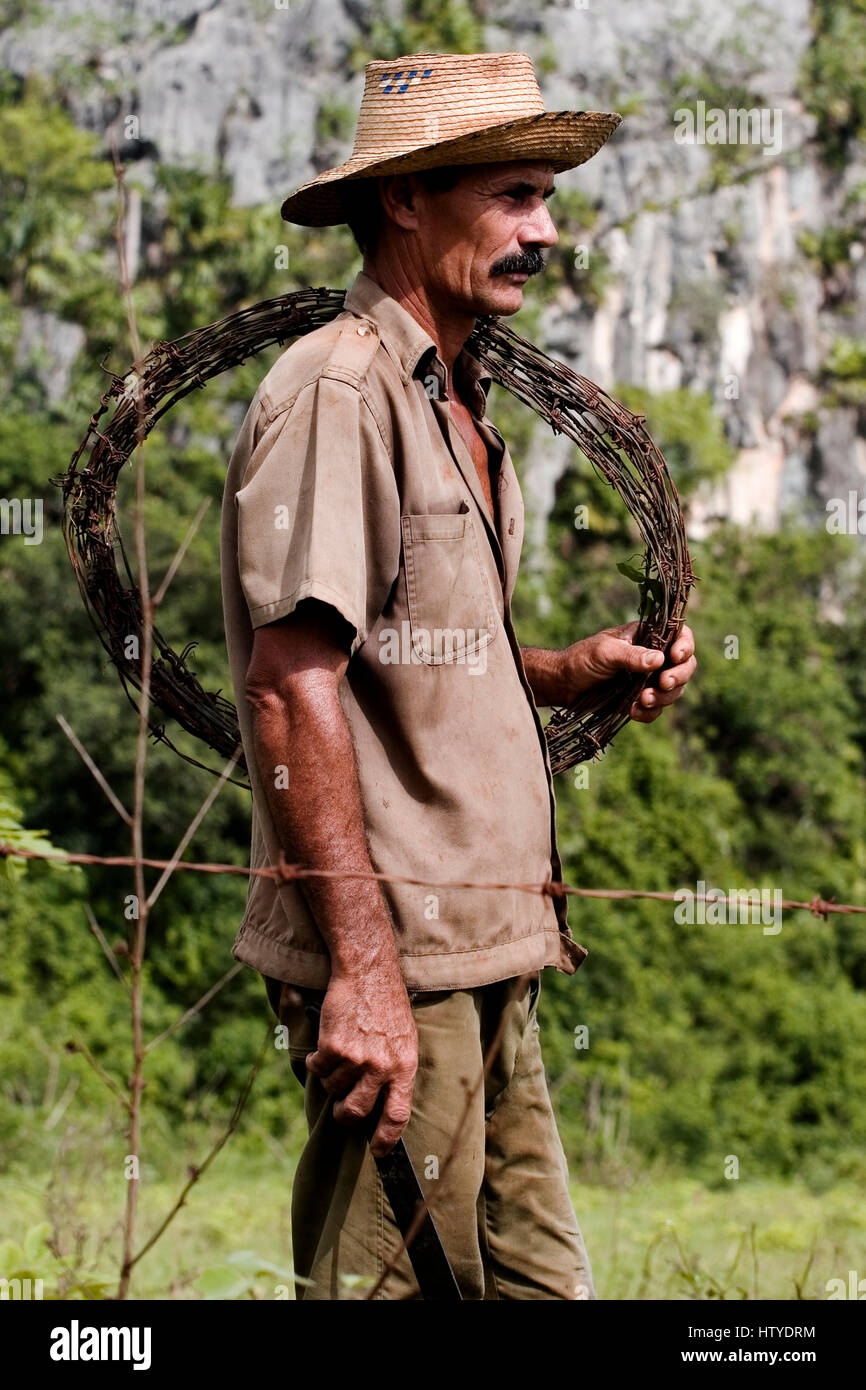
[127,1028,269,1271]
[152,497,211,608]
[84,903,131,992]
[56,713,132,826]
[106,119,150,1303]
[43,1077,80,1133]
[65,1039,130,1114]
[145,743,242,911]
[145,963,243,1053]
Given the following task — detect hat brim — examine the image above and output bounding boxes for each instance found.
[280,109,622,226]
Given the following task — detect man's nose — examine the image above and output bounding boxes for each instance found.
[521,202,558,250]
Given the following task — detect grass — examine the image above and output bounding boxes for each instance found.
[575,1175,866,1300]
[1,1123,863,1299]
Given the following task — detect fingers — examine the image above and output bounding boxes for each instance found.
[579,623,697,721]
[306,1046,373,1100]
[657,652,697,692]
[317,1060,363,1097]
[304,1046,342,1080]
[605,637,665,674]
[332,1070,385,1127]
[668,624,695,665]
[627,625,696,681]
[630,682,682,717]
[331,1069,415,1159]
[629,699,665,722]
[370,1078,415,1157]
[629,653,697,720]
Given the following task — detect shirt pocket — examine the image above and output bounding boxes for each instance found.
[400,510,497,665]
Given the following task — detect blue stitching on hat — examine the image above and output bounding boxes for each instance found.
[380,67,433,95]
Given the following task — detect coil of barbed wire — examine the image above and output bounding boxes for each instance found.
[52,287,694,785]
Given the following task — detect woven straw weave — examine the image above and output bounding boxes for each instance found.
[281,51,622,226]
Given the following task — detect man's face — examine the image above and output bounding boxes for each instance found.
[404,160,559,317]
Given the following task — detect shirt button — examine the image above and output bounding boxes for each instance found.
[357,325,370,336]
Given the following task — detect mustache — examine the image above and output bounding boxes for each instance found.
[490,248,546,278]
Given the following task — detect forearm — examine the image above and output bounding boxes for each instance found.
[520,645,574,707]
[248,680,401,980]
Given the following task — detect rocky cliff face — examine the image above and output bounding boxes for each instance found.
[4,0,865,537]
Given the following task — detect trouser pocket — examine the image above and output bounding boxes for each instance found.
[264,976,325,1083]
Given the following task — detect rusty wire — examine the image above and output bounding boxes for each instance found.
[0,841,851,921]
[51,287,695,781]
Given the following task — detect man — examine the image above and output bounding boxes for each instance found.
[220,50,696,1300]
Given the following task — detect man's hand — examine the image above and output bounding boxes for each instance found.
[306,968,418,1157]
[566,620,696,721]
[522,622,697,719]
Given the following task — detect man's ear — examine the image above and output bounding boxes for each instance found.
[379,173,420,231]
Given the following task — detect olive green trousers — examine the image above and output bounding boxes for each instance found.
[265,972,595,1301]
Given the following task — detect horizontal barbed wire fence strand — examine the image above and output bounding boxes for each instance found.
[0,841,856,920]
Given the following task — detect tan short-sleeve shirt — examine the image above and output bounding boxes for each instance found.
[220,269,587,990]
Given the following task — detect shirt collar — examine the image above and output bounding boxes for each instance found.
[343,269,493,421]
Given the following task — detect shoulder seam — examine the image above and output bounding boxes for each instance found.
[358,388,390,456]
[320,316,382,387]
[259,375,320,426]
[257,370,391,461]
[259,320,383,424]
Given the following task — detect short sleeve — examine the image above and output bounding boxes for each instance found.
[235,376,401,655]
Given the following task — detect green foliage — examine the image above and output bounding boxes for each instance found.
[0,1223,114,1300]
[797,225,862,277]
[823,336,866,379]
[0,85,320,1175]
[480,185,612,344]
[0,74,115,310]
[0,1,48,24]
[315,97,356,149]
[801,0,866,168]
[2,1160,863,1298]
[797,185,866,320]
[616,558,664,619]
[348,0,484,68]
[612,94,647,121]
[543,187,613,308]
[527,521,866,1181]
[194,1248,305,1299]
[148,167,290,336]
[821,335,866,406]
[614,384,736,492]
[0,758,78,882]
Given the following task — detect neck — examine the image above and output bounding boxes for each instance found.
[361,257,475,377]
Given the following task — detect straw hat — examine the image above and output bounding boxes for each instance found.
[281,51,622,226]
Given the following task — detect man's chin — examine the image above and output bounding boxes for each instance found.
[476,278,527,316]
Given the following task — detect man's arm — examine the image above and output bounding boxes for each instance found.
[244,598,416,1157]
[521,622,697,722]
